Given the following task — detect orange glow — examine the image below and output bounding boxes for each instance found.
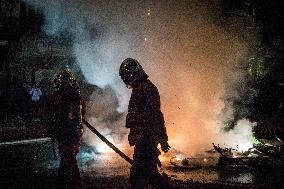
[143,17,249,155]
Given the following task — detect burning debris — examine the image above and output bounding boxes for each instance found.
[213,141,284,170]
[157,145,219,170]
[154,137,283,175]
[169,155,217,170]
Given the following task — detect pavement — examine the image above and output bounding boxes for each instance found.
[1,137,284,189]
[0,119,284,188]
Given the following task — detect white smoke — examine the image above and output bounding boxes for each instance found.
[23,0,139,111]
[22,0,260,155]
[217,119,256,152]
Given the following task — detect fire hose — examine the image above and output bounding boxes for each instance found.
[82,119,133,165]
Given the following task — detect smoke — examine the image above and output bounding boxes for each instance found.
[83,86,128,153]
[137,1,258,154]
[217,119,256,152]
[23,0,260,155]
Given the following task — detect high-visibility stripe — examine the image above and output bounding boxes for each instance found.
[0,138,51,146]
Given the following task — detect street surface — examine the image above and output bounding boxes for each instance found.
[0,138,283,189]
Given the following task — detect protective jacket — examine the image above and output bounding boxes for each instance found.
[45,85,84,189]
[45,86,84,139]
[126,79,168,146]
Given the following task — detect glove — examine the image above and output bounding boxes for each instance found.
[161,141,171,153]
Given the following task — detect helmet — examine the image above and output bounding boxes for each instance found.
[54,69,76,88]
[119,58,148,87]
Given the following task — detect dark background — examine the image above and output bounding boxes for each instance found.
[0,0,283,138]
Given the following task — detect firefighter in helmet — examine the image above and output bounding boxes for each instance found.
[45,69,84,189]
[119,58,171,188]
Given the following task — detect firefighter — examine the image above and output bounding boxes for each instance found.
[45,69,84,189]
[119,58,171,189]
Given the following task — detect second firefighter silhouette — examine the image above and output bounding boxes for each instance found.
[45,69,84,189]
[119,58,171,189]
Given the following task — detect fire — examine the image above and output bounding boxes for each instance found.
[159,155,168,163]
[158,140,186,163]
[96,143,113,154]
[96,142,129,155]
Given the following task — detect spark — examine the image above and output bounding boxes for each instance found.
[147,9,151,16]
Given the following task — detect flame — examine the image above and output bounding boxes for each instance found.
[159,155,168,162]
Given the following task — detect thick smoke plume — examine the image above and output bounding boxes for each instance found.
[23,0,259,155]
